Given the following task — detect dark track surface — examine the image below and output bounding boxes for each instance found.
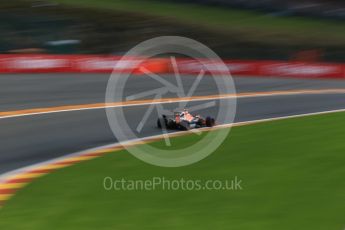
[1,73,345,174]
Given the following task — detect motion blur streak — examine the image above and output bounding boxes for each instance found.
[2,88,345,119]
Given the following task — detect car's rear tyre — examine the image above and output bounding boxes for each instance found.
[167,119,176,129]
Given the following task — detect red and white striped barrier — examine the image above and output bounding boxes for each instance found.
[0,54,344,79]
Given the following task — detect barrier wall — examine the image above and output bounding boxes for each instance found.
[0,54,344,79]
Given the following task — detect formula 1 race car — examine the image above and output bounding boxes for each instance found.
[157,109,215,130]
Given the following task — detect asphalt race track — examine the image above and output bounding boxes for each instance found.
[1,73,345,174]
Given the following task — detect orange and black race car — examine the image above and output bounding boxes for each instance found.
[157,109,215,130]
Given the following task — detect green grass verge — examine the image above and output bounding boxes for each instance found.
[50,0,345,46]
[0,113,345,229]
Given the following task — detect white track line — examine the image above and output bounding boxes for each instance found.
[1,107,345,181]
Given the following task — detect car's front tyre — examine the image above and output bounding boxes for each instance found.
[205,117,215,127]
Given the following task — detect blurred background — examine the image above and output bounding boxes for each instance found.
[1,0,344,61]
[1,1,345,229]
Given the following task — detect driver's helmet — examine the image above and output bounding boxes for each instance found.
[180,109,188,117]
